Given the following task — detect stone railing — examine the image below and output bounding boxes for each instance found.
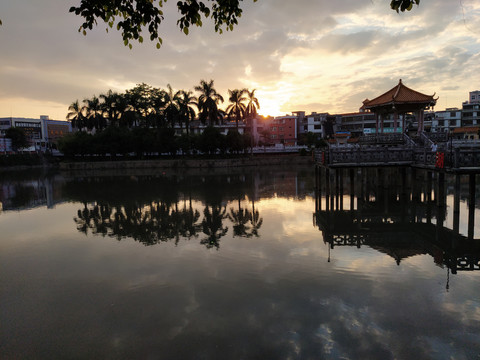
[426,132,449,143]
[358,133,405,145]
[321,146,413,166]
[316,146,480,169]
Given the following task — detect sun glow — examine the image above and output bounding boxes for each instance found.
[256,86,296,117]
[258,98,284,117]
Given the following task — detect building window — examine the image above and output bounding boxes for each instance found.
[272,127,277,131]
[450,112,457,117]
[279,127,284,131]
[271,134,277,139]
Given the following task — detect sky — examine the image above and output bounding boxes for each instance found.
[0,0,479,120]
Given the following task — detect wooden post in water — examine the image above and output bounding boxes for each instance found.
[318,166,322,212]
[435,171,446,242]
[314,166,318,212]
[426,171,432,225]
[437,172,446,208]
[339,169,344,211]
[400,167,407,223]
[453,174,460,234]
[350,168,355,212]
[412,168,420,202]
[325,168,330,212]
[468,173,476,240]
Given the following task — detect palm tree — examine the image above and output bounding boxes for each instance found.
[226,88,247,129]
[245,89,260,120]
[177,90,197,134]
[100,89,120,127]
[164,84,181,128]
[115,93,135,128]
[66,100,85,130]
[194,79,224,126]
[149,87,167,128]
[83,95,105,130]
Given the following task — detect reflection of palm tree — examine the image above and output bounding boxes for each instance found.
[201,205,228,249]
[247,202,263,238]
[179,199,202,240]
[74,199,205,246]
[228,206,252,237]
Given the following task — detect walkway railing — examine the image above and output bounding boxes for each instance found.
[315,145,480,170]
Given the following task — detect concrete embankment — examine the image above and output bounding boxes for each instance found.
[59,155,314,174]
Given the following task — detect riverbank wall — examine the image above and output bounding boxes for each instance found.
[59,154,313,171]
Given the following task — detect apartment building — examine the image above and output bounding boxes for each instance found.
[266,115,297,146]
[432,108,462,132]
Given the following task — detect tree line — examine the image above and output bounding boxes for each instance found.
[66,79,259,132]
[60,79,259,157]
[58,125,253,158]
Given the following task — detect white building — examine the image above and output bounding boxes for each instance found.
[432,108,462,132]
[0,116,72,150]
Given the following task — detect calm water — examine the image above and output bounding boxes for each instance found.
[0,166,479,359]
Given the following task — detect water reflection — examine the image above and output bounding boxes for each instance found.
[314,167,480,276]
[1,167,479,359]
[65,173,267,249]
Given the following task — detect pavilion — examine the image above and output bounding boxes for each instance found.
[362,79,438,134]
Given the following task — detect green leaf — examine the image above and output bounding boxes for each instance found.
[183,27,189,35]
[156,42,161,49]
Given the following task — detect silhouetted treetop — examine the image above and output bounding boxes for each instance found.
[70,0,419,49]
[70,0,258,49]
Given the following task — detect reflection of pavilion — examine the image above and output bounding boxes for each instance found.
[314,167,480,274]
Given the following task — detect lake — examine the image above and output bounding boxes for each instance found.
[0,166,479,359]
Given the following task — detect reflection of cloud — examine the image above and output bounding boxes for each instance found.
[2,194,480,358]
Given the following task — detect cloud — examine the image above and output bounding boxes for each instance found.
[0,0,479,118]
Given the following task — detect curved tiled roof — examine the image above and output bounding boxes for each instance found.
[363,79,436,108]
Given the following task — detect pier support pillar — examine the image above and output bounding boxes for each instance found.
[350,168,355,212]
[468,174,476,240]
[453,174,460,234]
